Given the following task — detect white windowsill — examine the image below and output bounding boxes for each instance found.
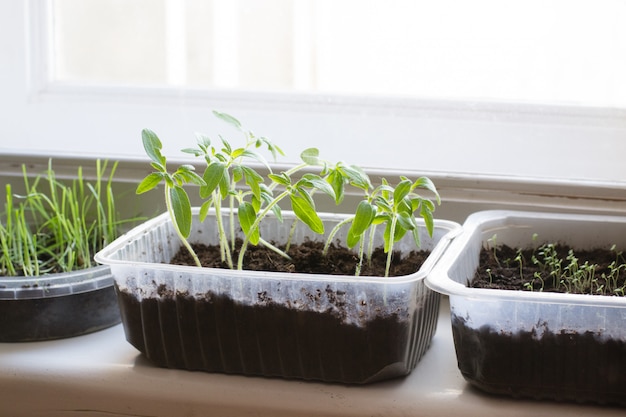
[0,296,622,417]
[0,156,625,415]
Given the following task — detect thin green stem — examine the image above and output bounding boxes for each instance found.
[323,217,354,256]
[237,189,291,270]
[385,215,398,278]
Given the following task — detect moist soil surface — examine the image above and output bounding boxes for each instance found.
[453,245,626,405]
[117,241,438,384]
[470,244,626,294]
[170,239,430,277]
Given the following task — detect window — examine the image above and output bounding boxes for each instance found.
[51,0,626,108]
[2,0,626,184]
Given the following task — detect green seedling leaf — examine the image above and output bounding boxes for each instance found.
[393,179,412,205]
[220,136,233,154]
[326,169,345,204]
[232,165,243,183]
[339,164,372,190]
[213,110,243,130]
[199,199,212,222]
[242,166,263,200]
[257,184,283,222]
[240,149,271,170]
[372,213,390,226]
[170,186,192,238]
[413,176,440,204]
[218,169,231,199]
[346,228,361,249]
[383,221,393,253]
[410,226,421,248]
[259,137,286,160]
[150,162,164,172]
[373,195,393,212]
[349,200,376,237]
[290,192,324,234]
[238,202,259,245]
[175,165,205,186]
[394,225,408,242]
[181,148,203,157]
[268,172,291,187]
[397,211,417,231]
[300,174,336,200]
[251,194,262,213]
[141,129,166,167]
[300,148,320,165]
[136,173,164,194]
[231,148,246,159]
[420,204,435,236]
[396,197,412,215]
[195,132,212,148]
[201,162,225,198]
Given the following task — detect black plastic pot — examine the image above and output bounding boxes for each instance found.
[0,265,121,342]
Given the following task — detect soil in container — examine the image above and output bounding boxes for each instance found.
[0,286,120,342]
[452,244,626,405]
[115,241,438,384]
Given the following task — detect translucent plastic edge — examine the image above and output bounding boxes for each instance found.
[426,210,626,308]
[95,209,462,285]
[0,265,113,299]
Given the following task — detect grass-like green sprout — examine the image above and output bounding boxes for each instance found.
[137,111,441,278]
[0,159,128,276]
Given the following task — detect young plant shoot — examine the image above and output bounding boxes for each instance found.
[482,235,626,296]
[138,111,441,277]
[323,173,440,277]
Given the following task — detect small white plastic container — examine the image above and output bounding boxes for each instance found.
[96,208,461,384]
[427,210,626,405]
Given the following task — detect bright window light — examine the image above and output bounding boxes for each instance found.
[49,0,626,108]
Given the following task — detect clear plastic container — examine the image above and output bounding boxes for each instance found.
[0,265,120,341]
[95,209,461,384]
[426,210,626,405]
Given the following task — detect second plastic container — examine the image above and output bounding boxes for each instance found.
[427,210,626,405]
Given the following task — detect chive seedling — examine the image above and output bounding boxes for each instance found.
[0,160,129,276]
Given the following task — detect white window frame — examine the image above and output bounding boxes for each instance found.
[4,0,626,188]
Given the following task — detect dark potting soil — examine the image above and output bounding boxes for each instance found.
[470,244,626,294]
[452,245,626,405]
[170,239,430,277]
[451,315,626,405]
[116,241,438,383]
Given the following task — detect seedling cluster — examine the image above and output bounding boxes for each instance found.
[0,160,128,277]
[485,234,626,296]
[138,111,440,277]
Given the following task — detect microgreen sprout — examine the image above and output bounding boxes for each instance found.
[487,234,501,267]
[484,235,626,296]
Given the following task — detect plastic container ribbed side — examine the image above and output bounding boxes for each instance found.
[426,210,626,405]
[96,209,461,384]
